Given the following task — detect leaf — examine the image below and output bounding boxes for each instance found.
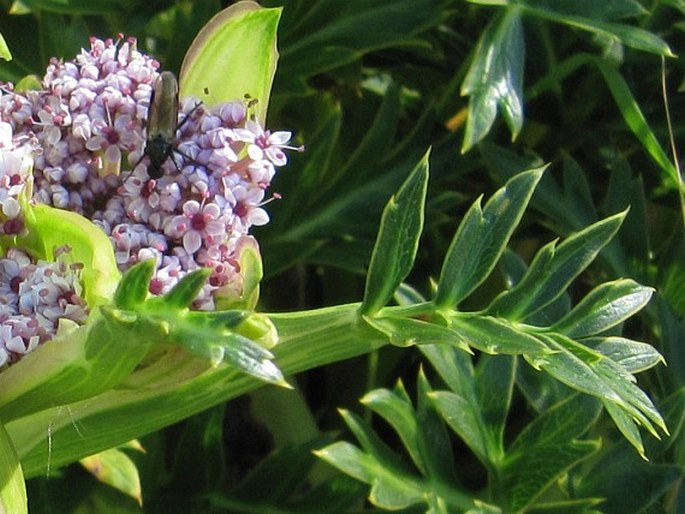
[501,395,602,512]
[0,307,160,422]
[113,260,155,309]
[593,58,680,189]
[475,355,515,456]
[517,0,648,20]
[452,314,550,355]
[430,390,492,466]
[533,334,667,455]
[7,303,370,477]
[415,370,459,485]
[0,421,27,514]
[461,8,525,152]
[419,343,476,403]
[583,336,665,373]
[112,262,283,384]
[575,437,683,512]
[15,0,120,14]
[435,167,545,309]
[602,399,646,459]
[275,0,445,95]
[231,434,334,504]
[487,211,626,320]
[362,316,472,353]
[0,33,11,61]
[551,279,654,338]
[361,382,423,472]
[360,151,429,315]
[520,2,673,56]
[80,447,142,505]
[317,410,426,510]
[179,1,281,124]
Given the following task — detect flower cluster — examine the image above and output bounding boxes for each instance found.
[0,36,298,312]
[0,123,88,367]
[0,245,88,367]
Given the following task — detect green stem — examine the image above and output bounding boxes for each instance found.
[9,303,386,477]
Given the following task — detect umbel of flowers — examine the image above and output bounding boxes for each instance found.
[0,36,297,367]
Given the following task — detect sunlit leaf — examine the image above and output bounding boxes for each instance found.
[0,33,11,61]
[179,1,281,123]
[551,279,654,338]
[461,8,524,152]
[361,151,429,315]
[0,421,26,514]
[80,447,142,505]
[435,167,544,309]
[488,211,626,320]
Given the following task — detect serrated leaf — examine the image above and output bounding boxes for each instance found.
[502,395,602,511]
[551,279,654,338]
[488,211,626,320]
[419,343,476,401]
[179,1,281,124]
[435,167,545,308]
[338,409,412,474]
[0,421,27,514]
[360,151,429,315]
[80,448,142,505]
[419,345,499,466]
[461,8,524,152]
[594,357,666,435]
[530,336,624,403]
[315,441,378,484]
[188,331,282,384]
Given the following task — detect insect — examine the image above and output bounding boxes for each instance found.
[135,71,202,180]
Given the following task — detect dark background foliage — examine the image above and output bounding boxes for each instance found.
[1,0,683,512]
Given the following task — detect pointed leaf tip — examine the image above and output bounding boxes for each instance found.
[361,151,430,315]
[114,260,155,309]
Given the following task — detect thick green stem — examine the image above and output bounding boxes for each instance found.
[8,303,386,477]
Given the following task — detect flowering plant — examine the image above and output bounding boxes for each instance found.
[0,1,679,513]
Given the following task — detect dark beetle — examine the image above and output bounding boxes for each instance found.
[142,71,181,179]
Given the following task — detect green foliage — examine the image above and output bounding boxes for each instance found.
[0,0,683,512]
